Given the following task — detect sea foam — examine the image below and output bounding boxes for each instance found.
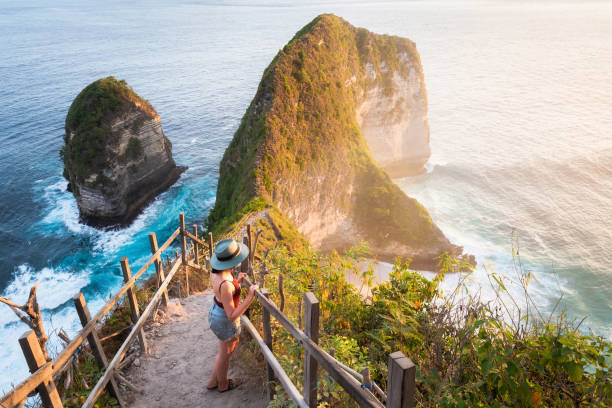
[0,264,90,327]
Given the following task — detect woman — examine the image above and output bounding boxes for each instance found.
[206,238,258,393]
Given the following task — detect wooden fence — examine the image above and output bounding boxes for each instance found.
[0,213,207,408]
[232,223,416,408]
[239,280,414,407]
[1,214,416,408]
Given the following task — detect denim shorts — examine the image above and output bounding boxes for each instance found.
[208,301,241,341]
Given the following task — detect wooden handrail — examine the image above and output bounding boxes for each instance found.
[82,258,182,408]
[241,277,384,408]
[327,350,387,401]
[184,230,210,251]
[243,276,303,340]
[240,315,308,408]
[133,227,181,281]
[2,219,415,408]
[0,227,182,407]
[0,363,53,407]
[51,228,180,376]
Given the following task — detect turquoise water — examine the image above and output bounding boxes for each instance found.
[1,0,610,389]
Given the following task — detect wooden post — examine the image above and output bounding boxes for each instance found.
[246,224,253,272]
[179,213,189,296]
[247,224,252,252]
[386,351,415,408]
[179,212,187,264]
[261,289,275,400]
[120,257,147,353]
[241,249,250,318]
[73,293,124,406]
[208,232,214,258]
[361,366,374,399]
[278,274,285,312]
[18,331,63,408]
[362,367,372,388]
[192,224,200,265]
[148,233,169,308]
[298,298,302,330]
[241,236,249,276]
[303,292,319,407]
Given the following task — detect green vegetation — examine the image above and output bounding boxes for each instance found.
[207,14,438,247]
[250,206,310,252]
[246,245,611,407]
[206,16,611,404]
[60,76,156,191]
[58,353,120,408]
[209,196,271,238]
[125,137,143,161]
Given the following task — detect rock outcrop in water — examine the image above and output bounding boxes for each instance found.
[61,77,185,227]
[208,15,471,270]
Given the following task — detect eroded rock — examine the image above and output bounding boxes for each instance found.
[61,77,186,227]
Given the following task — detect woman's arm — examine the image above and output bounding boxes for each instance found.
[219,282,259,321]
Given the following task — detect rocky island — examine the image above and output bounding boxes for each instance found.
[208,14,472,270]
[61,77,186,227]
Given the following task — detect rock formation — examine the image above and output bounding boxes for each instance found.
[356,58,431,177]
[208,15,472,270]
[61,77,186,227]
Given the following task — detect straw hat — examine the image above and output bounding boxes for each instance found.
[210,238,249,270]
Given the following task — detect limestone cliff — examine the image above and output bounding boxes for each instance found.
[61,77,185,227]
[356,55,430,177]
[208,15,470,270]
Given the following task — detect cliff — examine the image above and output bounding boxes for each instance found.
[61,77,186,227]
[208,15,470,270]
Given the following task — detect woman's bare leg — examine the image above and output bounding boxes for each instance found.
[218,337,239,391]
[207,340,225,388]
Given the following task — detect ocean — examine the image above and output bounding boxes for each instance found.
[1,0,610,390]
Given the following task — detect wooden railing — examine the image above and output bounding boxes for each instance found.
[1,215,416,408]
[235,224,416,408]
[0,212,208,408]
[239,277,415,408]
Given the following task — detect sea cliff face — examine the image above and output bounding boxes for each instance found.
[62,77,185,227]
[356,60,431,177]
[208,15,470,270]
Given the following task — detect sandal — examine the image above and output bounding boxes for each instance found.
[218,378,242,393]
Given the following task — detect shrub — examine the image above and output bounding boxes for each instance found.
[246,244,610,407]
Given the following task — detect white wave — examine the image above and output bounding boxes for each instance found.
[0,290,106,394]
[202,195,216,208]
[0,264,90,327]
[0,261,122,393]
[0,321,36,392]
[38,178,165,255]
[0,263,95,392]
[92,194,165,255]
[426,152,448,168]
[423,162,437,174]
[40,180,95,235]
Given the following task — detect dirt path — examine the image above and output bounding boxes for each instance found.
[125,291,268,408]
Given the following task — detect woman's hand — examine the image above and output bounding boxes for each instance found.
[248,284,259,298]
[237,272,247,283]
